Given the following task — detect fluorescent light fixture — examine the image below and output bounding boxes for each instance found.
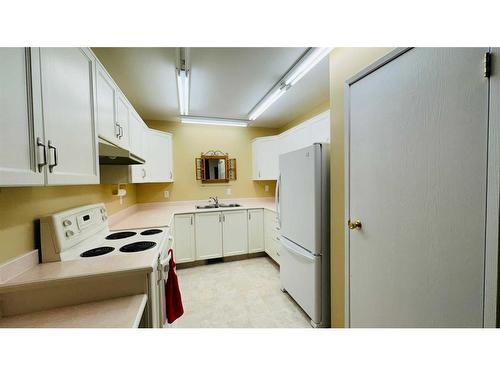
[176,69,190,115]
[176,48,190,115]
[285,47,332,86]
[248,47,332,121]
[181,116,249,127]
[248,86,287,121]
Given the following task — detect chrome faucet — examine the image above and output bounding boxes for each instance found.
[209,196,219,206]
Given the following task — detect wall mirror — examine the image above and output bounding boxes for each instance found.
[195,151,236,183]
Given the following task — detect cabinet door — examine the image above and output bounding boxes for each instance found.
[0,48,45,186]
[146,130,172,182]
[39,48,99,185]
[164,132,174,181]
[129,111,144,159]
[95,63,119,145]
[222,210,248,256]
[252,137,279,180]
[248,209,264,253]
[174,214,195,263]
[195,212,223,260]
[115,92,130,150]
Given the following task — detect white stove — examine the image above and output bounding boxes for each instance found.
[39,203,174,328]
[39,203,169,263]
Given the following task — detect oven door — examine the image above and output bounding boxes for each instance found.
[157,235,173,327]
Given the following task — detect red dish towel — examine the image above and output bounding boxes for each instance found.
[165,249,184,324]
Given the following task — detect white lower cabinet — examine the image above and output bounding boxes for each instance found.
[264,209,280,264]
[195,211,223,260]
[248,209,264,253]
[222,210,248,256]
[173,214,195,263]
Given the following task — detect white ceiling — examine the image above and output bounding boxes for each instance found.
[92,47,330,128]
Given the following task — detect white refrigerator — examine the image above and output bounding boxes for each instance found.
[278,143,330,327]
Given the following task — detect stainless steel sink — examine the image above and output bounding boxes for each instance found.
[195,203,242,209]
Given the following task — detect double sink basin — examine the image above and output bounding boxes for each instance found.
[195,203,242,209]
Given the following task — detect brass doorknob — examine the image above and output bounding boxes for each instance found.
[348,220,362,230]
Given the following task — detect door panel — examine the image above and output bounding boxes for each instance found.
[248,209,264,253]
[222,210,248,256]
[195,212,223,260]
[40,48,98,185]
[174,214,195,263]
[279,144,321,253]
[115,93,129,150]
[0,48,44,186]
[348,48,488,327]
[96,64,117,144]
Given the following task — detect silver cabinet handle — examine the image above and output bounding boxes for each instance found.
[223,214,225,222]
[190,216,193,225]
[219,213,221,223]
[248,211,251,220]
[142,168,146,178]
[48,140,58,172]
[36,137,47,172]
[119,125,123,138]
[115,122,120,138]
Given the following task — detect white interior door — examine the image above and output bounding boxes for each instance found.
[0,48,45,186]
[195,212,223,260]
[222,210,248,256]
[40,48,99,185]
[347,48,489,327]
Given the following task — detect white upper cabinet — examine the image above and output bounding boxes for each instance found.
[252,136,280,180]
[115,92,130,150]
[38,48,99,185]
[0,48,45,187]
[143,129,174,183]
[252,110,330,180]
[128,110,145,159]
[95,63,118,145]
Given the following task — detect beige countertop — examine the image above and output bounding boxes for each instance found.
[0,249,158,294]
[109,197,276,231]
[0,294,147,328]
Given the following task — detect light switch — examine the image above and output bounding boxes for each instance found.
[164,190,170,199]
[265,185,269,192]
[226,188,232,195]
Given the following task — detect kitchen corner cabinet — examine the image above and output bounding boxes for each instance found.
[174,214,196,263]
[115,92,130,150]
[222,210,249,256]
[248,209,265,253]
[0,47,99,187]
[252,110,330,180]
[0,48,45,186]
[95,63,118,145]
[128,110,145,159]
[142,129,174,182]
[195,212,223,260]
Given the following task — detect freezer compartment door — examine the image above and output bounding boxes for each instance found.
[280,236,321,323]
[279,144,322,254]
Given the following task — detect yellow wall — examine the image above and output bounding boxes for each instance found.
[0,184,137,264]
[136,121,279,203]
[329,47,394,327]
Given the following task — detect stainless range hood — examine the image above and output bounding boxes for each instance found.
[98,138,145,165]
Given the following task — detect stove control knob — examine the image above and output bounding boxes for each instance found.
[63,219,72,227]
[65,230,74,238]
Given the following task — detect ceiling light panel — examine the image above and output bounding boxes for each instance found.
[176,48,190,115]
[181,116,249,127]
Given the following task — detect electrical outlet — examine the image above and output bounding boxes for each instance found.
[265,185,269,192]
[164,190,170,199]
[226,188,232,195]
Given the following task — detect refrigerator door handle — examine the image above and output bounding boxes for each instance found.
[275,174,281,228]
[280,236,316,261]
